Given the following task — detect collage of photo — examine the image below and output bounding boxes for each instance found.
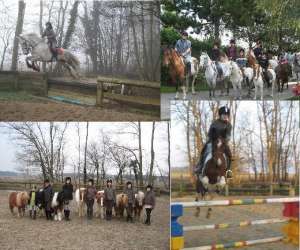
[0,1,299,250]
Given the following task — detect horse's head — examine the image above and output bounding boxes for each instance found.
[17,34,31,55]
[199,52,209,68]
[20,191,29,205]
[163,48,178,67]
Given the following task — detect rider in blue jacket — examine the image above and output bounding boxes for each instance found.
[195,106,233,178]
[175,31,192,74]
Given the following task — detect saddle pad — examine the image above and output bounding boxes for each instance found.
[56,48,64,55]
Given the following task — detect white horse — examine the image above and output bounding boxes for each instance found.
[253,68,264,100]
[199,52,217,98]
[189,57,200,94]
[267,68,277,97]
[269,59,278,70]
[17,33,80,78]
[228,61,243,99]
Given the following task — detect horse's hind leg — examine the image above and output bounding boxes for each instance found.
[206,207,212,219]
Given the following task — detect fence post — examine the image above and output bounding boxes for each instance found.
[225,184,229,196]
[171,204,184,250]
[96,80,103,107]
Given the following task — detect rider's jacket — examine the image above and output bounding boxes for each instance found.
[211,48,221,61]
[208,119,232,142]
[227,46,238,61]
[175,39,191,57]
[42,28,57,43]
[253,46,263,59]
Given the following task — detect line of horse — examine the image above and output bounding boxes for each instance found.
[8,189,145,221]
[163,48,300,100]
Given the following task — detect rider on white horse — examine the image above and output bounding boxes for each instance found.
[42,22,58,61]
[211,41,224,80]
[175,31,192,74]
[195,106,233,178]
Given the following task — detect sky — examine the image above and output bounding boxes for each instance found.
[170,101,300,170]
[0,122,169,175]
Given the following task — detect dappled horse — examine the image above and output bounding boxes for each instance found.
[9,191,29,217]
[51,191,64,221]
[199,52,217,98]
[134,191,145,221]
[195,138,227,218]
[17,33,80,78]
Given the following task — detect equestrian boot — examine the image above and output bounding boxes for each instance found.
[226,160,233,178]
[33,210,37,220]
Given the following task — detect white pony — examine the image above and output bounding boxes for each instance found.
[253,68,264,100]
[199,52,217,98]
[228,61,243,99]
[189,57,200,94]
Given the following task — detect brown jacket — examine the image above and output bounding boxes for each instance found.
[85,186,97,201]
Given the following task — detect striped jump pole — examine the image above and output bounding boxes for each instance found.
[184,218,289,231]
[182,236,284,250]
[171,197,299,250]
[172,197,299,208]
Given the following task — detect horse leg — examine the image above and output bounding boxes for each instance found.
[191,75,196,94]
[182,85,187,100]
[206,207,212,219]
[261,85,263,101]
[17,207,21,218]
[194,194,200,217]
[254,84,257,100]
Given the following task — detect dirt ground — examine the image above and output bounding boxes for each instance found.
[0,190,170,250]
[172,196,298,250]
[0,99,158,121]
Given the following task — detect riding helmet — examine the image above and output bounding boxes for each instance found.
[46,22,53,29]
[181,31,188,37]
[218,106,230,116]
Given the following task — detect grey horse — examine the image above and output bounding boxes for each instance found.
[17,33,80,78]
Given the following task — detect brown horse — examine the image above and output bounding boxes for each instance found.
[195,138,227,218]
[247,49,261,80]
[134,191,145,221]
[275,63,292,92]
[163,48,186,99]
[9,191,29,217]
[115,193,128,218]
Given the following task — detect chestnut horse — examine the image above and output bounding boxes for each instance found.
[9,191,29,217]
[195,138,227,218]
[115,193,128,218]
[275,62,292,92]
[163,48,186,99]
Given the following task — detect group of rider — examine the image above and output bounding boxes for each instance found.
[175,31,289,85]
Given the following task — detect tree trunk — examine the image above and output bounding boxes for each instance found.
[83,122,89,185]
[138,122,143,186]
[11,0,26,71]
[148,122,155,185]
